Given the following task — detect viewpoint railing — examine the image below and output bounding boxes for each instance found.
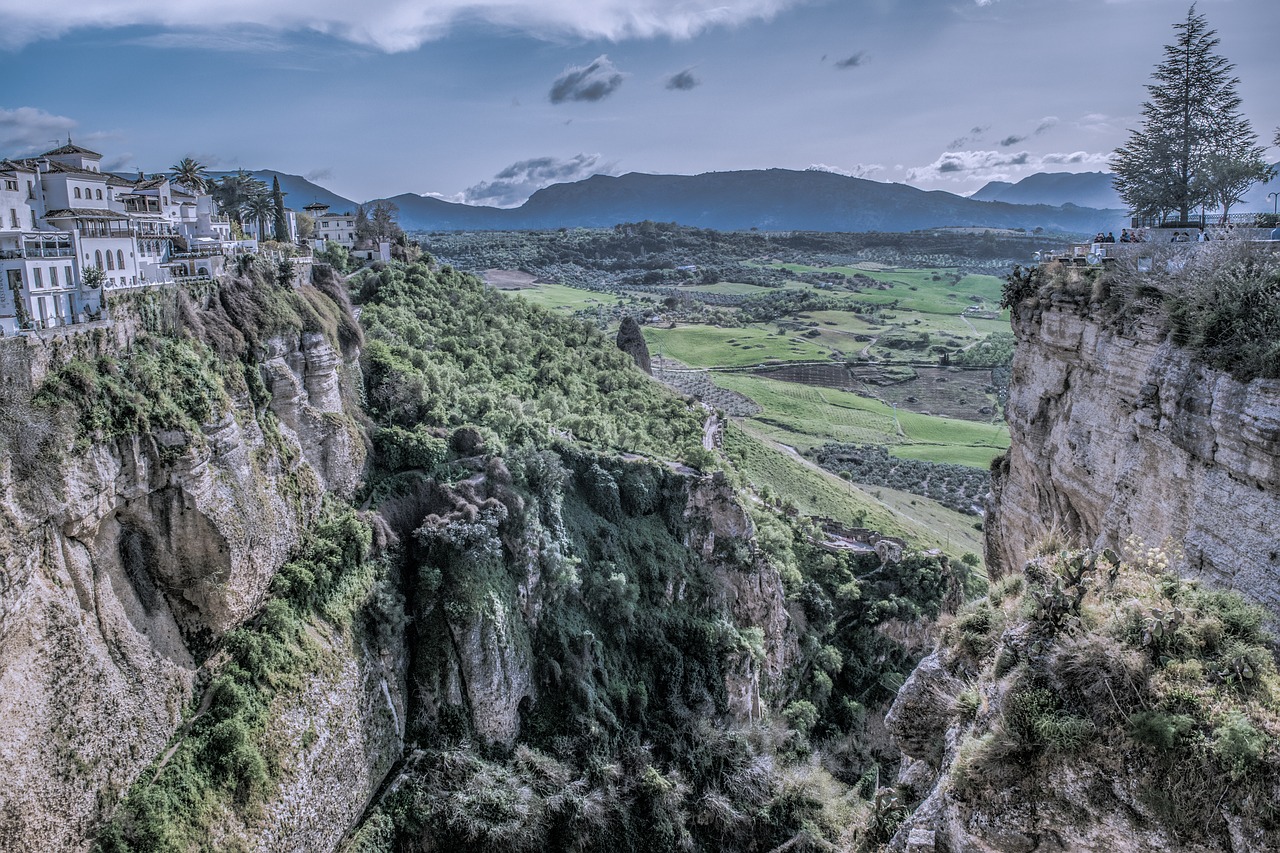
[1131,212,1278,229]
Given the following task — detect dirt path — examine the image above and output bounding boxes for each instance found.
[702,408,721,450]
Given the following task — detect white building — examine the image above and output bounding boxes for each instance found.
[0,142,239,335]
[305,202,358,250]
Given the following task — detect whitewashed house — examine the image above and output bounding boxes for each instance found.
[0,141,238,335]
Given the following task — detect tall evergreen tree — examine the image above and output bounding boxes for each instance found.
[1112,5,1264,224]
[271,176,290,242]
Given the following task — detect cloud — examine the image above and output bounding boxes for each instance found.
[807,162,883,179]
[0,1,805,52]
[834,51,865,69]
[125,28,289,52]
[1034,116,1058,135]
[665,68,700,91]
[947,124,989,149]
[1040,151,1109,166]
[462,154,618,207]
[305,167,334,182]
[999,134,1025,147]
[0,106,77,154]
[550,55,625,104]
[906,148,1109,183]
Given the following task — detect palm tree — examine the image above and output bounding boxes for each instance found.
[169,157,210,193]
[244,193,276,241]
[211,171,268,232]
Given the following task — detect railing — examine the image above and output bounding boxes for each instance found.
[1131,211,1273,229]
[0,246,74,259]
[170,249,223,259]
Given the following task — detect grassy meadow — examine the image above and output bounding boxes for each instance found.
[491,253,1013,559]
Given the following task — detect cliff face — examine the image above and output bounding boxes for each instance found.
[0,306,365,850]
[990,279,1280,611]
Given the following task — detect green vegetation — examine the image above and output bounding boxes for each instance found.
[99,506,387,852]
[37,337,228,445]
[712,373,1008,464]
[644,324,832,368]
[355,261,701,456]
[1012,244,1280,382]
[944,544,1280,845]
[808,444,989,514]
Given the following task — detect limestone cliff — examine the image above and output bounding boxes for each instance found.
[0,280,366,851]
[989,267,1280,611]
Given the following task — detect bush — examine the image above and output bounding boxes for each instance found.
[1211,713,1267,781]
[375,425,447,471]
[1129,711,1195,751]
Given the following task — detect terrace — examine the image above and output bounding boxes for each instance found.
[0,233,75,259]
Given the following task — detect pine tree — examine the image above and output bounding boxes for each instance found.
[272,176,290,242]
[1112,5,1265,224]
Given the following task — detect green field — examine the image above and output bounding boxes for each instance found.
[685,281,807,296]
[769,263,1006,316]
[724,425,984,561]
[496,261,1012,551]
[643,324,832,368]
[713,373,1008,466]
[508,283,623,312]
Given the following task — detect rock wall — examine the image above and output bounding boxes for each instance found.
[207,623,406,853]
[0,321,364,850]
[990,282,1280,612]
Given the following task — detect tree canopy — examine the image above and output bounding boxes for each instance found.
[1111,6,1270,223]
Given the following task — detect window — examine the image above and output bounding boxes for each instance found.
[8,209,15,228]
[116,249,124,269]
[95,250,103,269]
[50,267,58,287]
[3,179,15,191]
[74,187,82,199]
[64,265,72,285]
[33,268,42,288]
[96,189,103,200]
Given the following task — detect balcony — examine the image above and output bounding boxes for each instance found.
[0,241,75,259]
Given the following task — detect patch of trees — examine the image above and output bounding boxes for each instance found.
[353,260,703,457]
[808,443,991,514]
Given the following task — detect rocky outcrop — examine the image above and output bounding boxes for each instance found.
[0,322,364,850]
[990,279,1280,611]
[687,471,797,722]
[206,623,406,853]
[616,315,652,374]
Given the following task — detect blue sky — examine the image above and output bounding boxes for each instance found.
[0,0,1276,205]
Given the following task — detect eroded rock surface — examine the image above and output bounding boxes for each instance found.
[0,328,363,851]
[991,290,1280,611]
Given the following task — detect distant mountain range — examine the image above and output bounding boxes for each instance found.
[379,169,1130,234]
[972,164,1280,214]
[971,171,1123,209]
[199,165,1280,234]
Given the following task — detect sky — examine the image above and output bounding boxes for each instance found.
[0,0,1277,206]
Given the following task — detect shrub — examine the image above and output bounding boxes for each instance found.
[1128,711,1195,751]
[1211,713,1267,781]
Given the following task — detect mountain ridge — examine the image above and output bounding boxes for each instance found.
[378,168,1128,234]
